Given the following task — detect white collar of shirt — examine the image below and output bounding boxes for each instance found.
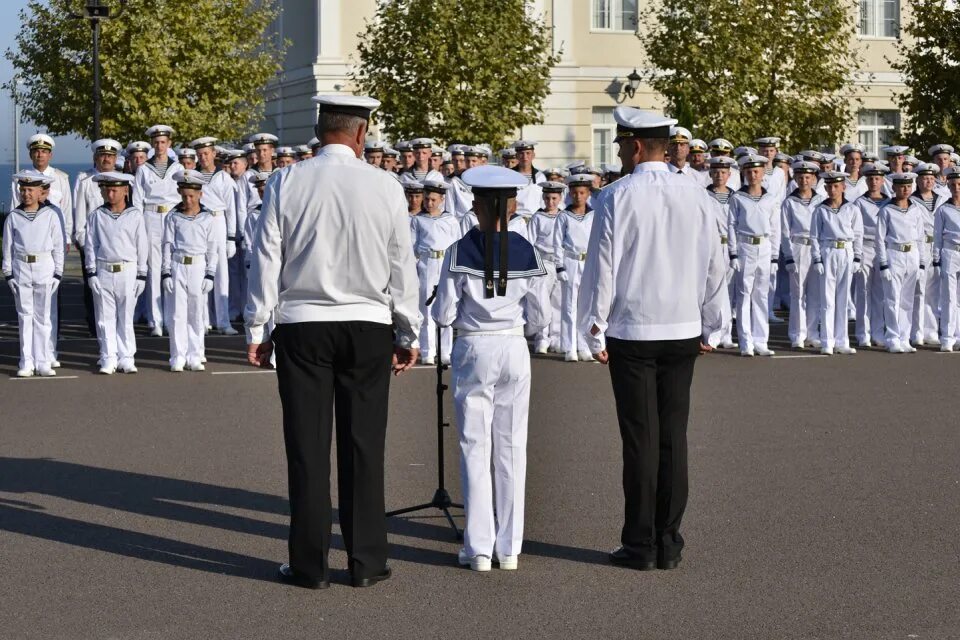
[317,144,361,159]
[633,162,670,174]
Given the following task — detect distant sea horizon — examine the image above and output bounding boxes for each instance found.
[0,162,91,211]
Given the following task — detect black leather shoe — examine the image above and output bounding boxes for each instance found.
[657,555,682,570]
[351,566,392,588]
[608,546,656,571]
[277,563,329,589]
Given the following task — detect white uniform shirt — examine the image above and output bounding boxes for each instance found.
[553,208,595,257]
[910,191,949,241]
[232,174,250,243]
[845,177,868,201]
[577,161,727,348]
[527,209,562,261]
[72,170,104,248]
[161,208,218,278]
[133,159,184,209]
[245,143,421,347]
[728,188,781,244]
[445,176,474,218]
[705,187,734,243]
[243,204,262,254]
[459,211,529,239]
[669,163,711,187]
[780,191,825,260]
[515,182,544,218]
[410,211,462,256]
[875,201,928,268]
[933,200,960,261]
[855,194,888,246]
[762,167,788,203]
[199,169,239,239]
[10,166,73,239]
[2,205,65,278]
[811,200,864,263]
[84,206,149,276]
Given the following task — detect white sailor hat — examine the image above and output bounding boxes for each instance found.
[754,136,781,148]
[927,144,953,158]
[177,147,197,159]
[791,160,821,174]
[565,173,594,188]
[734,146,758,159]
[613,107,677,142]
[422,179,448,194]
[708,138,734,154]
[173,169,207,189]
[904,155,920,167]
[242,143,256,155]
[839,142,866,156]
[312,94,380,121]
[738,153,768,169]
[889,172,917,184]
[249,132,279,146]
[431,145,444,157]
[774,152,793,164]
[943,166,960,180]
[92,138,122,154]
[538,180,566,193]
[27,133,55,151]
[92,171,134,186]
[461,165,528,191]
[915,162,940,176]
[294,144,311,155]
[500,147,517,158]
[13,170,54,187]
[307,137,321,150]
[708,156,737,170]
[601,162,623,174]
[409,137,434,150]
[248,171,272,185]
[799,149,827,163]
[689,139,708,153]
[819,170,849,184]
[383,147,399,158]
[364,140,386,152]
[222,149,245,161]
[126,141,151,154]
[276,146,296,158]
[583,165,604,176]
[403,181,424,193]
[544,167,568,179]
[952,152,960,164]
[442,153,453,163]
[395,140,412,152]
[874,160,891,171]
[565,160,587,172]
[882,145,910,156]
[448,144,466,156]
[863,151,879,163]
[463,145,487,157]
[861,163,888,177]
[190,136,218,150]
[669,126,692,143]
[144,125,175,139]
[512,139,537,151]
[823,153,837,163]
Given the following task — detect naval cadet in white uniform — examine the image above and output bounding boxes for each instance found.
[781,160,825,349]
[577,107,726,571]
[554,173,596,361]
[410,178,461,365]
[704,156,737,348]
[527,181,565,353]
[431,165,549,572]
[932,167,960,351]
[244,95,421,590]
[84,172,148,374]
[3,172,64,378]
[910,163,948,345]
[853,163,890,347]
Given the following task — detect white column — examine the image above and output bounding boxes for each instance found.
[316,0,342,61]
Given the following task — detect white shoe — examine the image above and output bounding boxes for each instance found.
[457,548,491,572]
[755,346,775,356]
[440,356,451,366]
[220,326,239,336]
[940,344,954,352]
[420,355,436,365]
[904,344,917,353]
[120,364,138,374]
[170,363,184,372]
[564,352,579,362]
[859,340,872,348]
[925,333,939,343]
[534,342,549,354]
[577,350,595,362]
[186,362,205,372]
[721,341,736,349]
[495,554,518,570]
[37,366,56,377]
[887,343,905,354]
[150,327,163,337]
[768,315,785,324]
[791,341,804,349]
[740,346,755,357]
[99,365,116,375]
[837,346,857,355]
[805,339,822,349]
[16,368,34,378]
[200,356,207,364]
[51,360,61,369]
[820,347,834,355]
[914,337,925,346]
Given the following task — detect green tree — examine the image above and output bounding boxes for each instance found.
[6,0,286,143]
[891,0,960,152]
[639,0,864,150]
[349,0,560,148]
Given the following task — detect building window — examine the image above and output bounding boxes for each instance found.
[592,0,638,32]
[857,109,900,155]
[592,107,616,167]
[859,0,899,38]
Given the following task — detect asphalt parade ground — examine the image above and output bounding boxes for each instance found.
[1,274,958,640]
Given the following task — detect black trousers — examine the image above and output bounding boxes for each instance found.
[607,336,700,562]
[77,248,96,336]
[273,320,394,581]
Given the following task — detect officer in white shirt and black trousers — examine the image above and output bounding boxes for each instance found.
[245,95,421,590]
[578,107,726,571]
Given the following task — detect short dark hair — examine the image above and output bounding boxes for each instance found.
[316,113,366,137]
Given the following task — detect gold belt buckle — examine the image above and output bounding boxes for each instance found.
[432,250,444,258]
[901,243,911,252]
[157,205,169,214]
[182,256,194,265]
[26,255,37,264]
[835,240,846,249]
[110,264,122,273]
[802,238,811,246]
[579,252,587,260]
[926,235,934,243]
[750,236,761,245]
[720,236,728,245]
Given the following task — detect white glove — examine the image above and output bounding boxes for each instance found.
[881,267,893,282]
[770,261,779,275]
[729,258,741,272]
[134,279,146,298]
[201,277,214,295]
[853,260,862,273]
[813,263,825,276]
[557,269,569,283]
[785,262,797,274]
[163,276,175,294]
[51,277,61,293]
[226,242,237,259]
[89,275,103,297]
[7,279,19,298]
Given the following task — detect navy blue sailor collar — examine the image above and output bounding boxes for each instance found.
[450,227,547,280]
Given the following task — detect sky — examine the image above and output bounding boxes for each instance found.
[1,1,89,164]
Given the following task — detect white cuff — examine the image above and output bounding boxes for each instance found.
[246,324,268,345]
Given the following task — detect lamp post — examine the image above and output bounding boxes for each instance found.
[68,0,128,141]
[618,68,642,103]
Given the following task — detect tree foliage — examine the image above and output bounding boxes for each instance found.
[349,0,560,148]
[7,0,286,143]
[892,0,960,152]
[639,0,864,150]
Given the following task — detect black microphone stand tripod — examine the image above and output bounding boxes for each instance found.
[386,285,463,540]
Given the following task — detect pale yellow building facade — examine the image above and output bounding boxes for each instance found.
[265,0,907,167]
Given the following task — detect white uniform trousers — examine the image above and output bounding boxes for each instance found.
[938,246,960,348]
[207,213,230,330]
[228,246,247,320]
[94,263,138,368]
[787,242,821,344]
[143,210,166,329]
[11,254,56,371]
[854,242,885,345]
[705,261,734,347]
[417,257,452,361]
[533,259,560,351]
[166,256,207,367]
[452,334,530,559]
[913,240,939,342]
[560,254,589,354]
[882,247,921,347]
[819,245,854,349]
[735,239,772,350]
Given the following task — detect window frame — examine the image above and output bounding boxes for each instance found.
[856,109,901,156]
[858,0,900,40]
[590,0,639,34]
